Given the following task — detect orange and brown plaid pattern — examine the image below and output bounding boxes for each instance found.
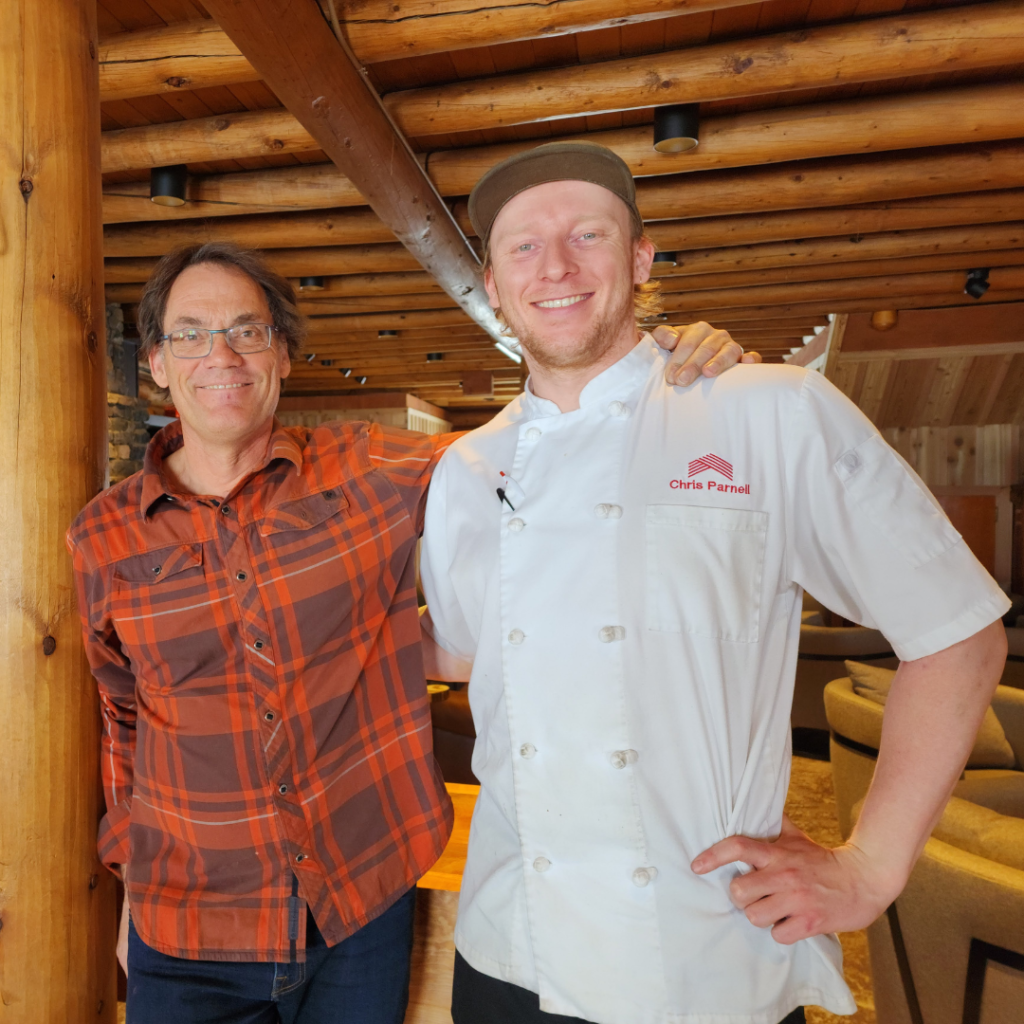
[67,419,457,962]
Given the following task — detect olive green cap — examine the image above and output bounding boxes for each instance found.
[468,141,643,246]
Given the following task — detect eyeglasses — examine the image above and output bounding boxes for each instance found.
[160,323,276,359]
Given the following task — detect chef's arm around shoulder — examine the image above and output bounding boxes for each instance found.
[420,606,474,683]
[850,617,1007,900]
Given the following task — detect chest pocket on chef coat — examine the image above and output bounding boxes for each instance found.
[646,505,768,643]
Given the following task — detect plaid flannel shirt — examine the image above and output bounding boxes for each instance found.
[67,419,457,961]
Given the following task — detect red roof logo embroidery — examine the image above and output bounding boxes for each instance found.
[688,454,733,480]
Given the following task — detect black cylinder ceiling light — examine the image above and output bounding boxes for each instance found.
[964,268,990,299]
[150,164,188,207]
[653,103,700,154]
[299,277,325,291]
[651,252,678,272]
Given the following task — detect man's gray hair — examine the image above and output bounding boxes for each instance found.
[135,242,307,361]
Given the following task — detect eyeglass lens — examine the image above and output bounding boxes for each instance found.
[168,324,273,358]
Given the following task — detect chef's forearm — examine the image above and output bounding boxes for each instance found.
[849,619,1006,895]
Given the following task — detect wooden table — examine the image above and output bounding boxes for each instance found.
[405,783,478,1024]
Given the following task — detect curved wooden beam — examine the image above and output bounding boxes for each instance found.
[386,2,1024,136]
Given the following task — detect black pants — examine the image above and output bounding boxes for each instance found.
[452,951,806,1024]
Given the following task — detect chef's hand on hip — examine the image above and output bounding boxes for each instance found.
[691,814,897,944]
[651,322,761,387]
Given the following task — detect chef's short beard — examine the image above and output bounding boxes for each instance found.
[496,283,637,373]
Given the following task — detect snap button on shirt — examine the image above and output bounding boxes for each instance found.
[508,628,526,645]
[525,427,542,441]
[607,400,630,418]
[610,749,638,769]
[594,503,622,519]
[508,518,525,532]
[598,625,626,643]
[533,857,551,873]
[631,867,657,888]
[520,743,537,759]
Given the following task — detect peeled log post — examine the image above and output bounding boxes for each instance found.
[0,0,115,1021]
[386,2,1024,136]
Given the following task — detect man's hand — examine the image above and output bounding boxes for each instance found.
[691,815,896,945]
[652,322,762,387]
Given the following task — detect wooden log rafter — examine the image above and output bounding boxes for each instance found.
[98,0,758,101]
[102,140,1024,226]
[384,1,1024,136]
[102,187,1024,259]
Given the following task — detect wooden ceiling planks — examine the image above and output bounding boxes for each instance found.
[96,0,1024,409]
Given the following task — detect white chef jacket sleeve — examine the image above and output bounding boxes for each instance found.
[785,370,1010,662]
[419,449,478,662]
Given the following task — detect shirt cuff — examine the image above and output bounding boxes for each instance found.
[97,799,132,874]
[891,589,1011,662]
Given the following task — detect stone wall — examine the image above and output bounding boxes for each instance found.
[106,304,150,485]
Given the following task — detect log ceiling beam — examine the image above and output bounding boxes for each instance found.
[103,217,1021,284]
[98,1,757,101]
[384,2,1024,137]
[659,265,1024,314]
[99,82,1024,205]
[102,140,1024,226]
[102,187,1024,259]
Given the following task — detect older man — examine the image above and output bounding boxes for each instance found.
[66,240,747,1024]
[418,141,1010,1024]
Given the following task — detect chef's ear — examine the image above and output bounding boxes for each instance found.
[633,235,655,285]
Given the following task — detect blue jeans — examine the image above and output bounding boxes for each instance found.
[126,888,416,1024]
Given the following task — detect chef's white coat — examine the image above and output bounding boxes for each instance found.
[420,336,1009,1024]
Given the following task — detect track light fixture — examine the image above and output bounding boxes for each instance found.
[378,330,399,338]
[340,368,352,377]
[299,277,325,291]
[305,353,317,363]
[426,352,444,362]
[653,104,700,154]
[964,268,990,299]
[150,164,188,207]
[650,251,678,272]
[356,376,368,385]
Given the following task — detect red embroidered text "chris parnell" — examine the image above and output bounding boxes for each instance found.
[669,454,751,494]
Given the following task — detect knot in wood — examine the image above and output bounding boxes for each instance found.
[89,874,99,890]
[213,118,231,132]
[42,635,57,656]
[87,331,98,353]
[165,76,190,89]
[731,56,754,74]
[19,178,33,196]
[270,139,285,150]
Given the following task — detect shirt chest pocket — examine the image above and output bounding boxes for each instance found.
[111,544,209,647]
[646,505,769,643]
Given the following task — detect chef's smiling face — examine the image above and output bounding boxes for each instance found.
[150,262,291,449]
[484,180,655,372]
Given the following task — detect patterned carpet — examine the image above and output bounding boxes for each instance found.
[787,756,875,1024]
[117,755,875,1024]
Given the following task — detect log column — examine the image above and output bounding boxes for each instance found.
[0,1,115,1021]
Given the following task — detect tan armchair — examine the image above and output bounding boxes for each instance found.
[792,624,897,739]
[1003,626,1024,690]
[849,796,1024,1024]
[824,666,1024,836]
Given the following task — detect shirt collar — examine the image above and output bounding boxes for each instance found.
[140,418,304,518]
[519,333,662,419]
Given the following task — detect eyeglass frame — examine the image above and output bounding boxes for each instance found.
[158,322,278,360]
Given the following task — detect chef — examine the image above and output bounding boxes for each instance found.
[419,141,1009,1024]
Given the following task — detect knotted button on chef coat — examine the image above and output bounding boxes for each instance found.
[420,337,1009,1024]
